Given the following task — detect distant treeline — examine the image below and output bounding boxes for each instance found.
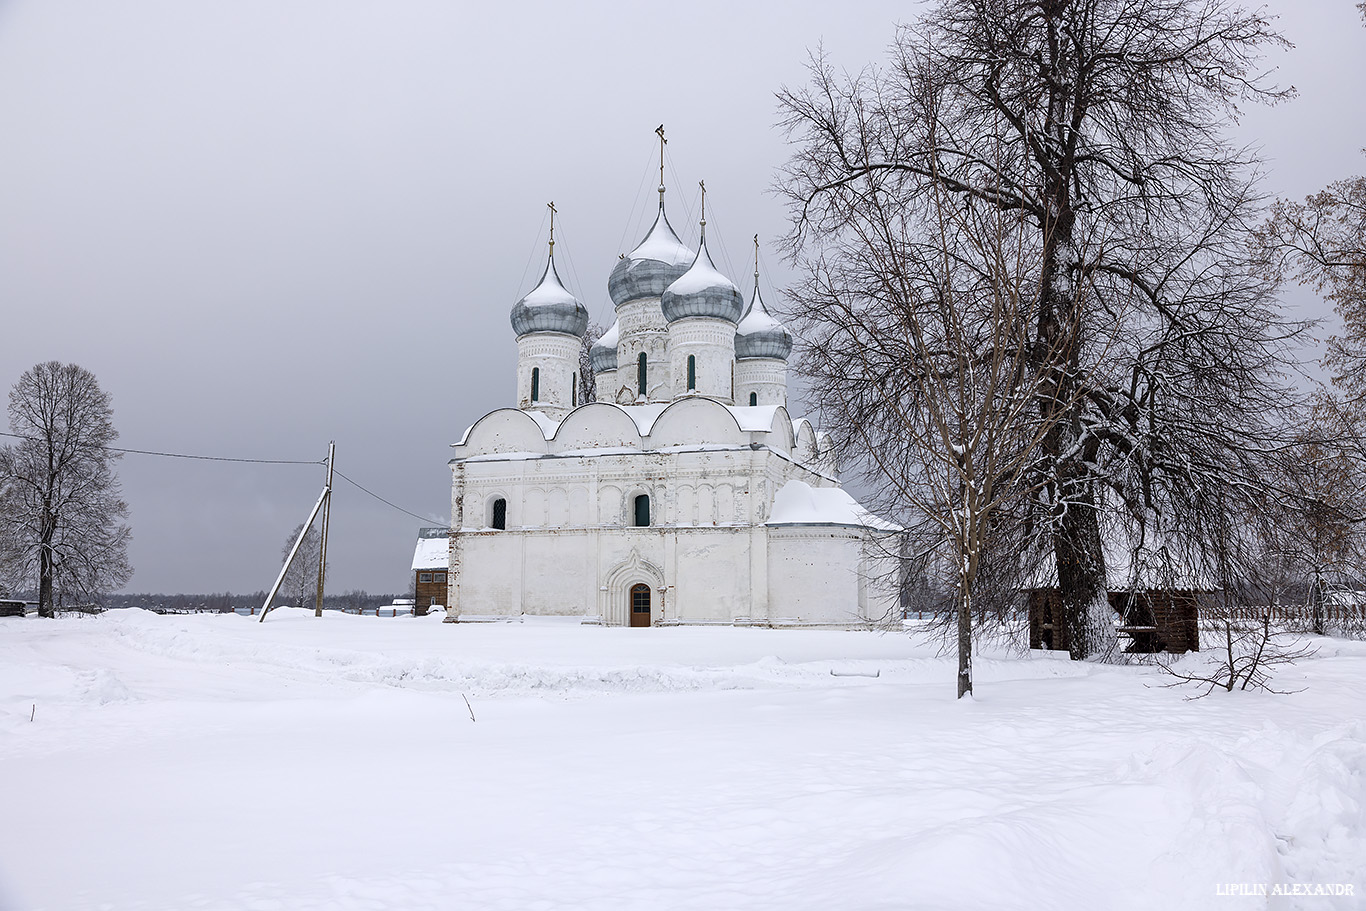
[101,591,405,613]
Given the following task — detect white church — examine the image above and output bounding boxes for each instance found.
[443,176,899,627]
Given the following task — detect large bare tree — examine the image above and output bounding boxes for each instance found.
[0,362,132,616]
[778,0,1300,659]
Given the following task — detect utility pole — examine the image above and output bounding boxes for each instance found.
[259,443,334,623]
[315,442,334,617]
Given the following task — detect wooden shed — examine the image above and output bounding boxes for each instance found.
[1028,588,1201,654]
[410,527,450,616]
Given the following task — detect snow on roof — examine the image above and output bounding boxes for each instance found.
[628,207,694,266]
[766,480,900,531]
[667,240,739,296]
[1024,535,1216,591]
[459,401,797,451]
[726,404,781,432]
[592,320,620,349]
[613,403,671,435]
[517,258,579,309]
[411,531,449,570]
[525,410,562,436]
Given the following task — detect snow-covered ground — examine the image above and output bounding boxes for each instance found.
[1,610,1362,910]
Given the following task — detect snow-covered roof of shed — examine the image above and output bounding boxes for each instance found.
[1025,532,1216,591]
[766,480,900,531]
[411,528,449,570]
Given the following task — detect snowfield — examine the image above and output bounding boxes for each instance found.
[1,610,1362,910]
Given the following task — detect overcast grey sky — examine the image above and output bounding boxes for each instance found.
[1,1,1362,595]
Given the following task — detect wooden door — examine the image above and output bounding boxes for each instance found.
[629,583,651,627]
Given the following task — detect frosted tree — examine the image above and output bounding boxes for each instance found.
[578,322,605,405]
[0,362,132,616]
[777,76,1094,695]
[278,522,323,611]
[778,0,1300,659]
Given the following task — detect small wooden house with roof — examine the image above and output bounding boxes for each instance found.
[410,527,450,616]
[1028,537,1211,654]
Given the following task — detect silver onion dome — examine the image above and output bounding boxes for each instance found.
[510,255,589,338]
[607,203,695,307]
[735,280,793,360]
[589,320,620,374]
[660,234,744,324]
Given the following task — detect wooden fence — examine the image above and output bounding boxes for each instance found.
[1198,603,1366,624]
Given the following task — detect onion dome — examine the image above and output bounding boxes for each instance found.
[607,202,695,307]
[510,254,589,338]
[660,233,744,324]
[589,320,620,374]
[735,280,793,360]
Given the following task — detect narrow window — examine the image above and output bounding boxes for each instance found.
[531,367,540,402]
[572,373,577,406]
[633,494,651,527]
[749,392,757,406]
[637,352,647,395]
[492,498,507,530]
[687,355,696,391]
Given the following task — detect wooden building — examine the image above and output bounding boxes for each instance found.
[410,527,450,617]
[1028,588,1202,654]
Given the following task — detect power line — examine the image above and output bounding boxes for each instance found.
[333,469,441,525]
[0,430,324,465]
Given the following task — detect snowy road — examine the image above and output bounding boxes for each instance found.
[1,610,1362,910]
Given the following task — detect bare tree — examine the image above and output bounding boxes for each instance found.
[278,522,322,611]
[0,362,132,616]
[780,63,1101,694]
[778,0,1300,660]
[578,322,605,406]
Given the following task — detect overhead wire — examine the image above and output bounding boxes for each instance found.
[616,143,659,256]
[513,205,552,300]
[0,430,325,465]
[332,469,442,525]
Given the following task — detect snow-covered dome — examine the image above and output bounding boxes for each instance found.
[510,256,589,339]
[589,320,620,374]
[734,281,792,360]
[660,235,744,324]
[607,203,694,307]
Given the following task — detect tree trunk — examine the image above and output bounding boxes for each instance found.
[38,499,55,618]
[1054,486,1114,660]
[956,581,973,698]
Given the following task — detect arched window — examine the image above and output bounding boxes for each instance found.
[633,494,650,527]
[687,355,696,391]
[637,352,647,396]
[749,391,757,406]
[530,367,540,402]
[491,498,507,530]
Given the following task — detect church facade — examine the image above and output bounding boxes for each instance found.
[444,187,898,627]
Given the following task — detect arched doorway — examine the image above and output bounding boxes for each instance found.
[629,583,652,627]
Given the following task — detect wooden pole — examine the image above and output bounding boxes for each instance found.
[259,486,330,622]
[315,442,334,617]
